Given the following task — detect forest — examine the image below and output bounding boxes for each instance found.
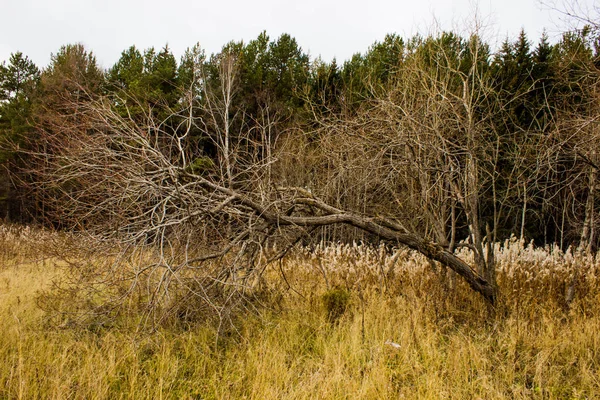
[1,16,600,398]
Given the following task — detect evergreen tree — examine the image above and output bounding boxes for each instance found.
[178,43,205,93]
[45,44,103,93]
[365,33,404,83]
[0,52,40,101]
[239,31,270,112]
[108,45,180,120]
[144,45,179,107]
[0,52,40,220]
[0,52,40,153]
[107,46,145,117]
[531,31,556,129]
[310,57,342,114]
[26,44,103,224]
[340,34,405,107]
[553,28,595,109]
[514,30,533,73]
[107,46,144,92]
[266,33,309,110]
[340,52,367,106]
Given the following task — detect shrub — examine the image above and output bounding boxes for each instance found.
[322,286,351,323]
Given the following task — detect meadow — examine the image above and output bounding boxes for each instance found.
[1,224,600,399]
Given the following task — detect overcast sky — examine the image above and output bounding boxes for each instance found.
[0,0,595,69]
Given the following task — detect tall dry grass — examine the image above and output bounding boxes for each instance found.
[0,225,599,399]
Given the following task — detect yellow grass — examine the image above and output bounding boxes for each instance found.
[1,225,599,399]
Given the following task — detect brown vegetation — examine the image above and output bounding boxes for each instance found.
[1,226,599,399]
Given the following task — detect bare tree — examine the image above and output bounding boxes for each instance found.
[303,33,516,298]
[539,0,600,33]
[27,73,497,329]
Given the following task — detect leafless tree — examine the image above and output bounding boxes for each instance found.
[540,0,600,33]
[303,34,522,298]
[41,33,598,325]
[27,52,497,327]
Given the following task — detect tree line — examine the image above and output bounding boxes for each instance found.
[1,26,599,304]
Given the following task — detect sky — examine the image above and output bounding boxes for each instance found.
[0,0,596,70]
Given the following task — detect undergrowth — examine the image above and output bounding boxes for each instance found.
[1,225,599,399]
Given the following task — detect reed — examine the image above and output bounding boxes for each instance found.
[0,226,598,399]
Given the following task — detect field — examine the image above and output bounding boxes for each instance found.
[1,225,600,399]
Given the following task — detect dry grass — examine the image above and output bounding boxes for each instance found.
[1,225,599,399]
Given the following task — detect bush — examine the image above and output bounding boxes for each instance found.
[322,286,351,323]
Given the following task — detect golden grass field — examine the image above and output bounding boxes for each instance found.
[1,225,600,399]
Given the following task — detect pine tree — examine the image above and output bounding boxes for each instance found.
[145,45,179,107]
[0,52,40,220]
[107,45,144,92]
[266,33,309,110]
[178,43,205,94]
[531,31,556,130]
[0,52,40,147]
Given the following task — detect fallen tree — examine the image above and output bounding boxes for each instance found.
[25,84,495,312]
[22,48,500,327]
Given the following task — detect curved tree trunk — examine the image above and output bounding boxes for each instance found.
[194,179,497,304]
